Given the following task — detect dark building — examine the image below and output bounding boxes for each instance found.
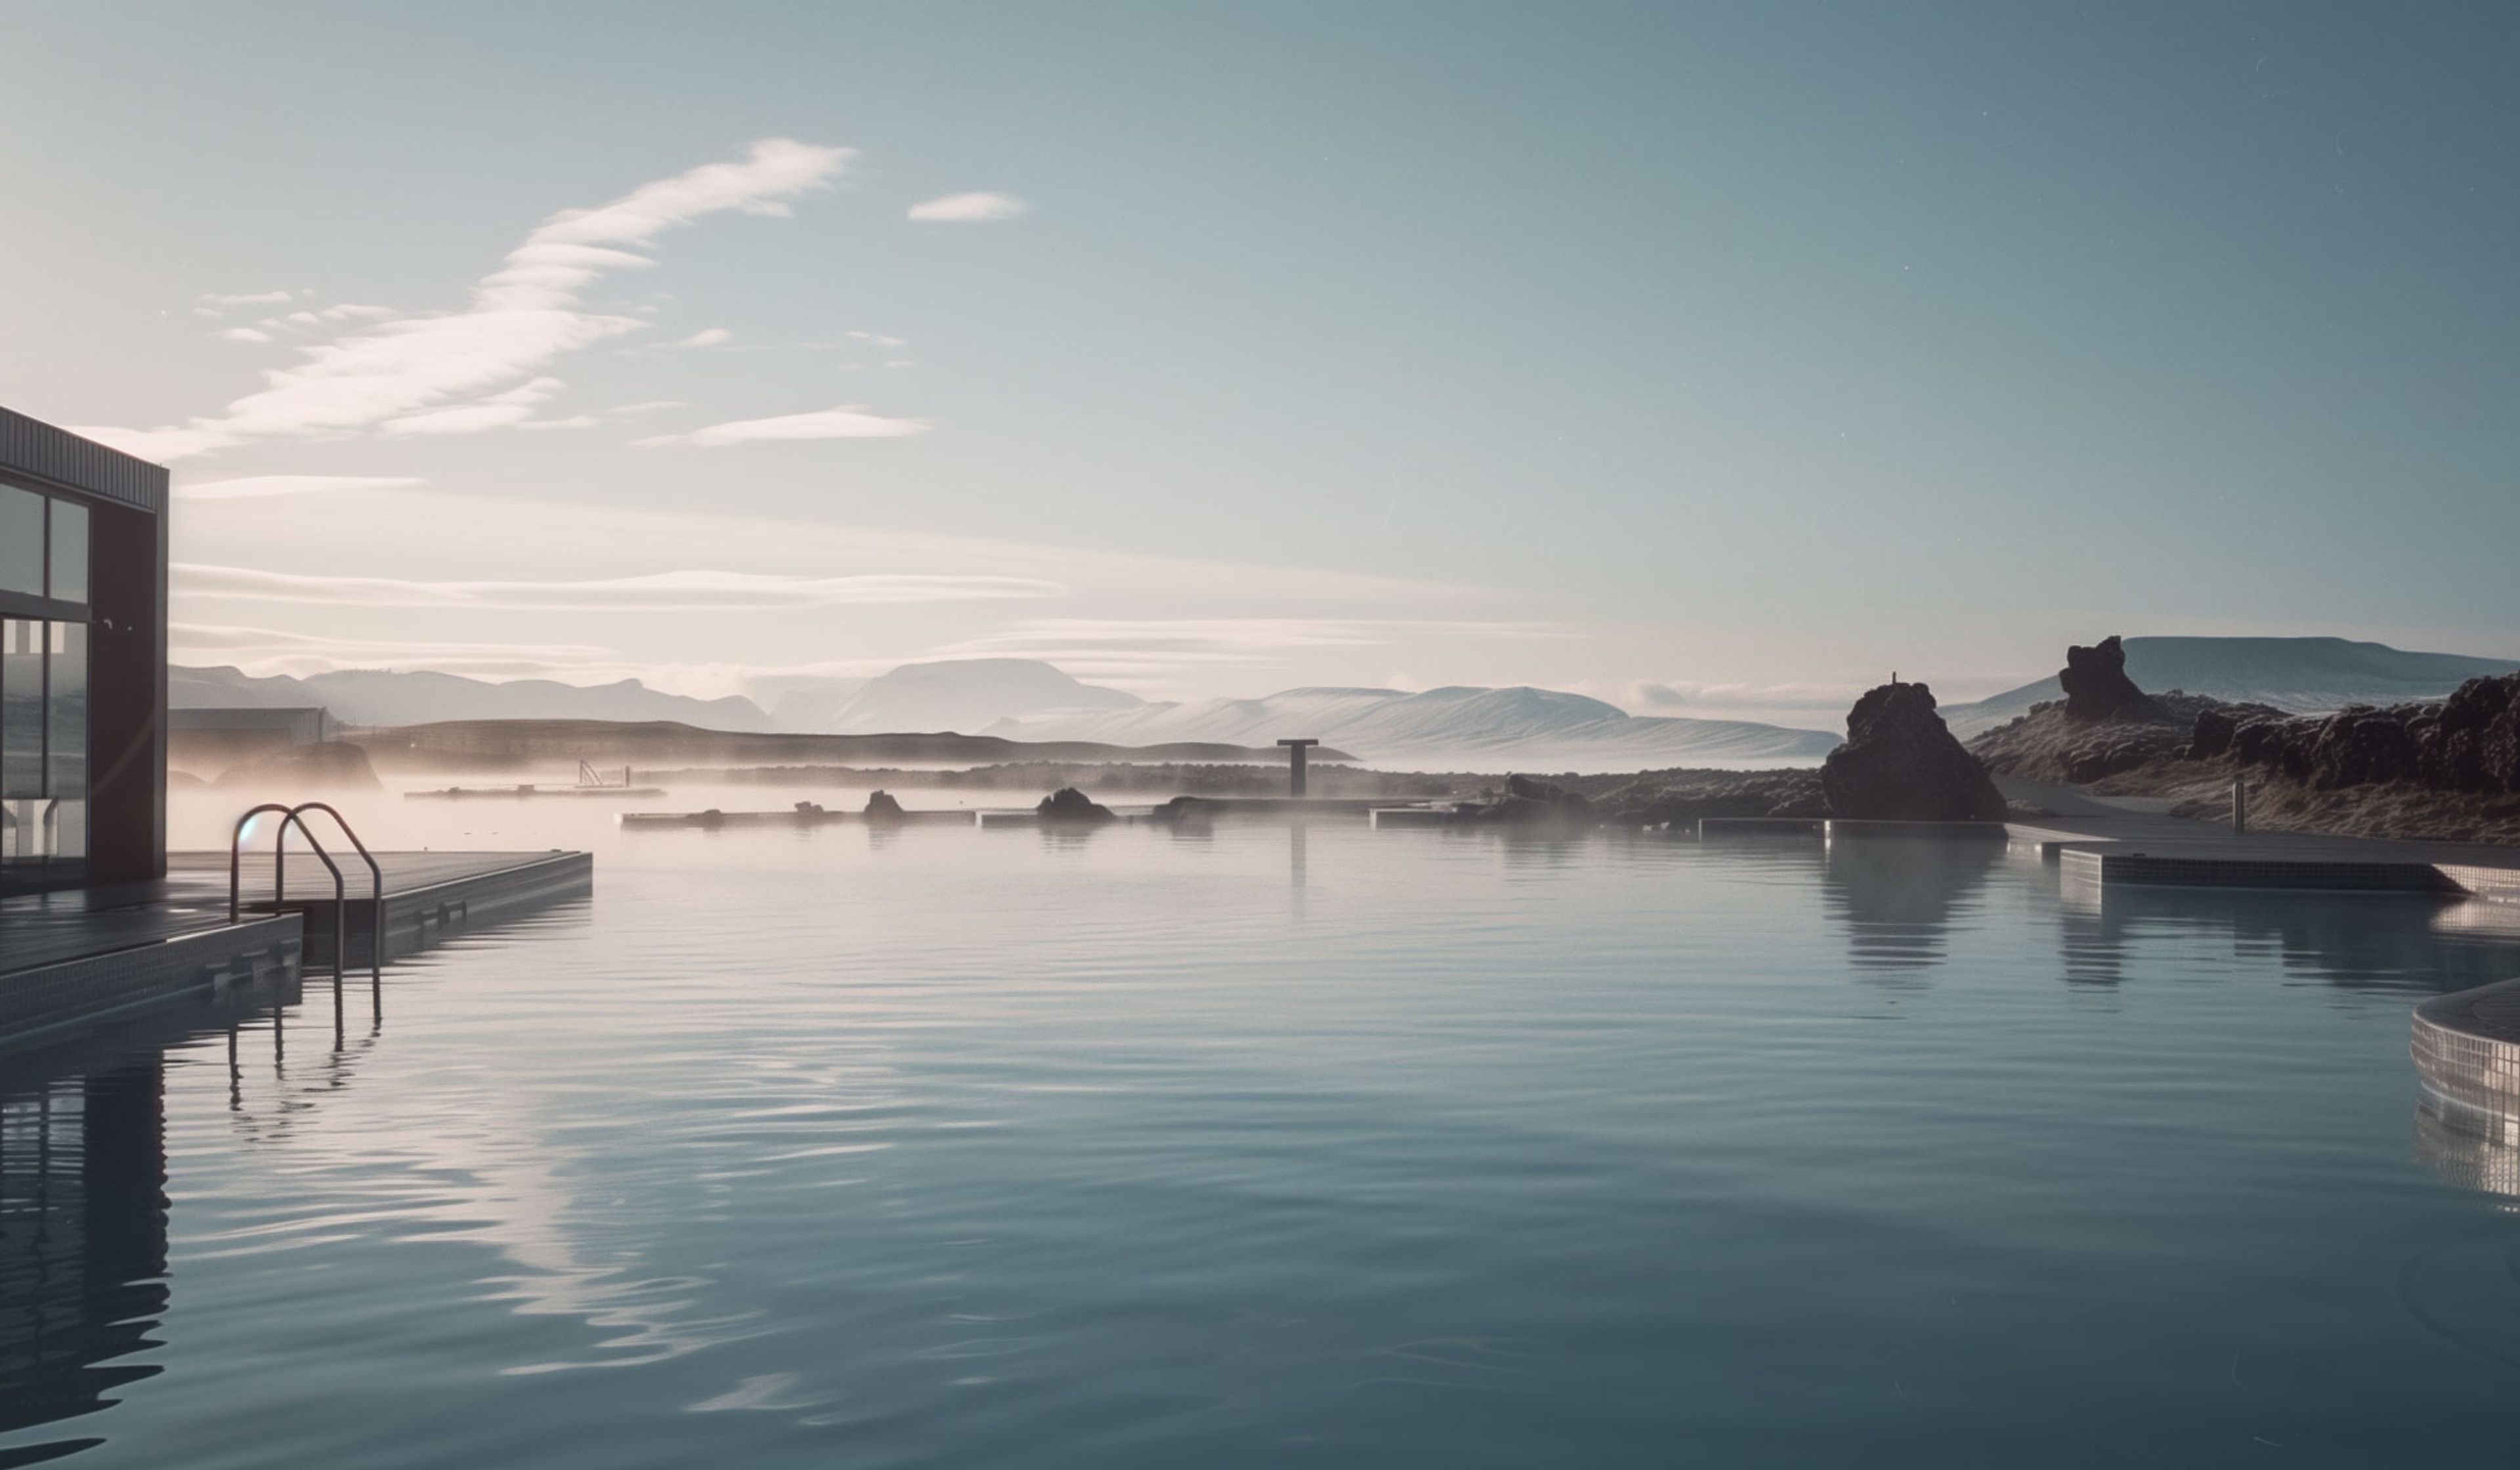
[0,409,168,895]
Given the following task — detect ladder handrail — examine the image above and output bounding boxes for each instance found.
[227,803,349,986]
[283,802,385,982]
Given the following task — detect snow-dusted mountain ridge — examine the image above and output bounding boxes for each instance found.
[985,682,1837,769]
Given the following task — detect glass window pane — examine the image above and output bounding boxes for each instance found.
[49,621,87,801]
[49,499,88,604]
[1,619,39,799]
[0,486,39,596]
[52,798,85,861]
[1,799,38,864]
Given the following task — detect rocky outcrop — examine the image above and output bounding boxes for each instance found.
[1594,768,1826,826]
[1450,773,1597,826]
[1821,682,2006,822]
[2198,673,2520,796]
[2183,702,2289,761]
[2421,673,2520,792]
[1972,690,2224,784]
[2061,635,2165,722]
[863,789,906,820]
[1036,786,1116,824]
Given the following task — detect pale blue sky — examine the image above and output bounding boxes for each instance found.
[3,1,2513,721]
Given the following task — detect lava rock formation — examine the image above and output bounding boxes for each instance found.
[2060,635,2165,723]
[1822,682,2007,821]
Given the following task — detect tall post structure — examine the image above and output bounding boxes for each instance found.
[1277,738,1319,798]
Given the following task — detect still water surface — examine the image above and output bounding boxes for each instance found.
[9,793,2520,1467]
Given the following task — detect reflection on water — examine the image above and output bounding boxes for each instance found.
[1822,835,1999,974]
[2414,1094,2520,1204]
[2055,881,2520,996]
[11,824,2520,1464]
[0,1061,167,1466]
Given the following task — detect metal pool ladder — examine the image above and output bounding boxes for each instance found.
[227,801,385,984]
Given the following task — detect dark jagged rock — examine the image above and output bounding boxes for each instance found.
[2421,673,2520,793]
[1452,773,1597,827]
[2185,702,2286,759]
[1147,795,1217,824]
[2305,705,2424,791]
[2227,713,2320,783]
[1592,769,1826,826]
[2202,673,2520,798]
[1821,682,2006,822]
[2060,635,2165,723]
[1036,786,1116,824]
[1506,774,1591,810]
[863,789,906,820]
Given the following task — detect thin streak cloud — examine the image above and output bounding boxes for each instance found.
[173,621,616,663]
[76,139,853,459]
[631,405,931,448]
[173,563,1065,610]
[175,474,424,501]
[907,192,1027,222]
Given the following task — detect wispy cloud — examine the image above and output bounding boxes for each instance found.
[676,327,733,348]
[175,474,424,501]
[216,327,275,345]
[607,400,686,417]
[630,405,930,448]
[380,376,592,436]
[270,303,396,327]
[907,192,1027,222]
[79,139,853,460]
[200,290,295,308]
[173,621,616,676]
[173,563,1063,611]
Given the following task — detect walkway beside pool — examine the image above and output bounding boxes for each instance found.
[1990,778,2520,900]
[1,849,591,1050]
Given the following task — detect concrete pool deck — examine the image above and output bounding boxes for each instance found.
[1992,779,2520,902]
[1,849,591,1049]
[1690,789,2520,898]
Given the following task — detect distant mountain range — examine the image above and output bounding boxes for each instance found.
[753,658,1143,735]
[1940,637,2520,737]
[174,635,2515,772]
[171,661,1839,770]
[984,685,1839,768]
[171,665,777,730]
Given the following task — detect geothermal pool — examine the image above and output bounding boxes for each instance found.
[7,791,2520,1467]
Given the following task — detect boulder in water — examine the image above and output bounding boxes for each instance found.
[863,789,907,820]
[1821,682,2006,822]
[1036,786,1116,824]
[1452,774,1596,827]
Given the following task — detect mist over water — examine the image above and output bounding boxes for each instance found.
[11,793,2520,1467]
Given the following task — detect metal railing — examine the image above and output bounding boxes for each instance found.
[227,801,385,984]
